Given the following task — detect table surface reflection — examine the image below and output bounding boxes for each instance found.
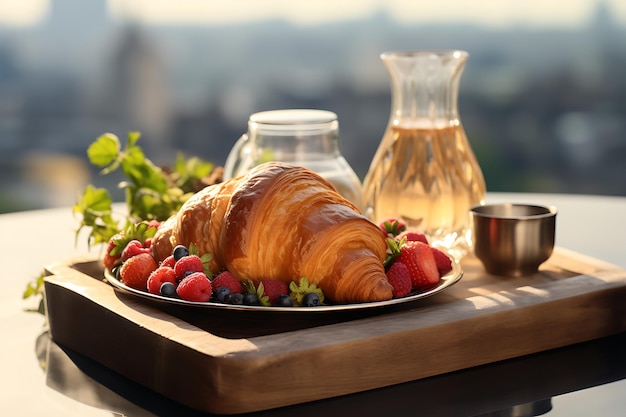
[2,192,625,417]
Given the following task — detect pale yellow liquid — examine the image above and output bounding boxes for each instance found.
[363,123,486,257]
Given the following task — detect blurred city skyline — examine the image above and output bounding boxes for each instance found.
[0,0,624,212]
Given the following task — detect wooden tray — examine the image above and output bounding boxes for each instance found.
[43,247,626,415]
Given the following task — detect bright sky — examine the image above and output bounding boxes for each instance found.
[0,0,624,28]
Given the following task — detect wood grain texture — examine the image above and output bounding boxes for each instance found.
[44,247,626,414]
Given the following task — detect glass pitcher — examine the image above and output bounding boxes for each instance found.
[224,109,363,210]
[362,50,486,259]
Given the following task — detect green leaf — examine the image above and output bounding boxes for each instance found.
[73,185,118,247]
[200,253,214,278]
[73,185,112,214]
[87,133,121,168]
[288,277,325,306]
[127,131,141,147]
[23,273,46,314]
[256,282,271,306]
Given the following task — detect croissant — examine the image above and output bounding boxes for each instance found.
[152,162,393,303]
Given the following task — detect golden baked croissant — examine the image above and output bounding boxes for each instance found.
[152,162,393,303]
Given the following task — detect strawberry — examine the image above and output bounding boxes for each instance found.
[174,255,204,281]
[430,247,453,276]
[176,272,212,302]
[385,261,412,298]
[258,279,289,306]
[397,231,428,245]
[102,238,120,271]
[147,266,177,295]
[102,222,158,270]
[121,239,150,262]
[212,271,244,295]
[397,241,440,289]
[102,233,124,270]
[379,218,406,237]
[119,252,158,290]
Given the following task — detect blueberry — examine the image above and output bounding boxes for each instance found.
[160,282,177,298]
[213,287,231,303]
[276,294,293,307]
[243,293,260,305]
[173,245,189,261]
[302,292,320,307]
[225,293,244,305]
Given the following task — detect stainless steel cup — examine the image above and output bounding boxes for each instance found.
[470,203,557,276]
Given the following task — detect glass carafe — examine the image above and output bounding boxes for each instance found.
[362,50,486,259]
[224,109,363,210]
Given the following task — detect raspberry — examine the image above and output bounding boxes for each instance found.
[385,262,412,298]
[119,252,158,291]
[147,266,177,295]
[176,272,212,302]
[430,247,453,276]
[121,239,150,262]
[174,255,204,281]
[397,241,440,289]
[160,255,176,269]
[212,271,243,295]
[397,231,429,245]
[259,279,289,306]
[147,220,162,230]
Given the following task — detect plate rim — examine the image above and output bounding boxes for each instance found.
[104,262,463,313]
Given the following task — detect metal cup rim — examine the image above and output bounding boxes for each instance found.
[470,203,557,220]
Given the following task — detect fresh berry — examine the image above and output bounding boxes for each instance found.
[379,218,406,237]
[103,232,124,270]
[397,241,440,289]
[161,255,176,269]
[121,239,150,262]
[225,293,244,305]
[397,231,429,245]
[288,277,325,306]
[119,252,158,291]
[213,287,231,303]
[173,245,190,261]
[176,272,212,302]
[147,220,162,230]
[276,294,294,307]
[258,279,289,306]
[385,261,413,298]
[160,281,178,298]
[431,247,453,276]
[143,237,153,249]
[147,266,177,295]
[174,255,204,281]
[243,293,260,305]
[212,271,244,295]
[302,292,321,307]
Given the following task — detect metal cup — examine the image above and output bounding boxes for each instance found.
[470,203,557,276]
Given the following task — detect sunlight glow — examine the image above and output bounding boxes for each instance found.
[1,0,625,29]
[0,0,49,27]
[106,0,626,27]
